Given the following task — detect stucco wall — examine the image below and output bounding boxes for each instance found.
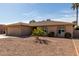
[65,25,74,37]
[47,26,57,36]
[73,30,79,38]
[6,26,32,36]
[6,24,74,37]
[6,26,21,36]
[21,26,32,36]
[47,25,74,37]
[0,25,5,34]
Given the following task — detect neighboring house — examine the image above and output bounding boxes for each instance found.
[6,21,74,37]
[0,24,5,34]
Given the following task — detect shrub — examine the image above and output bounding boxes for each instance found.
[32,27,47,36]
[48,32,55,37]
[65,32,71,38]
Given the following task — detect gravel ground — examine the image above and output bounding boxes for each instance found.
[0,37,77,56]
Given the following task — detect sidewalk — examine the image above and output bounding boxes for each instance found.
[0,34,17,38]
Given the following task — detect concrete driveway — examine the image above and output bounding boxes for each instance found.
[0,34,17,38]
[72,38,79,56]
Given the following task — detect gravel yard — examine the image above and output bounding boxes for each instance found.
[0,36,77,56]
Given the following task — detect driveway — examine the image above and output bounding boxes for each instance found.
[72,38,79,56]
[0,34,18,38]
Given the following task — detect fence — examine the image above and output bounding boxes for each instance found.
[73,30,79,38]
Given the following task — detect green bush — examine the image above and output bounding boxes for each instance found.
[65,32,71,38]
[48,32,55,37]
[32,27,47,36]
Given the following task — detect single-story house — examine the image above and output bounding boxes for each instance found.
[6,21,74,37]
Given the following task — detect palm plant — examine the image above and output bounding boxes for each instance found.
[72,3,79,26]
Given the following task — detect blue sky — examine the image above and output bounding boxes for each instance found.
[0,3,77,24]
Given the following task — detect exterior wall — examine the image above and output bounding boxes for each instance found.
[6,26,21,36]
[21,26,32,36]
[65,25,74,37]
[73,30,79,38]
[47,26,57,36]
[0,25,5,34]
[57,25,65,37]
[5,24,74,37]
[6,25,32,36]
[47,25,74,37]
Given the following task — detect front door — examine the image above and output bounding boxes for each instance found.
[57,26,65,37]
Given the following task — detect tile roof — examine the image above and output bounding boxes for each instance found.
[29,21,74,26]
[7,22,29,26]
[6,21,75,27]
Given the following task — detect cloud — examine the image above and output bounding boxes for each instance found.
[21,9,76,23]
[60,10,74,14]
[22,11,54,21]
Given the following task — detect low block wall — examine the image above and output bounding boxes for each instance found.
[73,30,79,38]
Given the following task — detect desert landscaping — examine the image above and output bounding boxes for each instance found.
[0,3,78,56]
[0,36,78,56]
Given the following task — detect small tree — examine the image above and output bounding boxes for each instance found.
[32,27,47,36]
[32,27,48,44]
[32,27,47,40]
[46,19,51,21]
[29,20,36,23]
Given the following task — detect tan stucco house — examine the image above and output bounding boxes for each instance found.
[6,21,74,37]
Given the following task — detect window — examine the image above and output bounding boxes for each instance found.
[58,30,61,34]
[62,30,64,32]
[58,26,65,34]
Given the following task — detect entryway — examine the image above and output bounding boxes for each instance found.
[57,26,65,37]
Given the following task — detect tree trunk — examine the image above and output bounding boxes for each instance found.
[76,7,78,26]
